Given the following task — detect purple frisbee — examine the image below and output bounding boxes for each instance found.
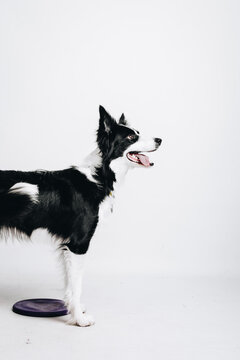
[12,298,68,317]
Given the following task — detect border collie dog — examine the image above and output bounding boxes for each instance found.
[0,106,161,326]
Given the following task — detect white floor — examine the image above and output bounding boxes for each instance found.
[0,272,240,360]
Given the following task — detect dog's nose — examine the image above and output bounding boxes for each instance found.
[154,138,162,146]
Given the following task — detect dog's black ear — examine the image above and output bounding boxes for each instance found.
[97,106,116,155]
[119,113,128,126]
[99,105,115,133]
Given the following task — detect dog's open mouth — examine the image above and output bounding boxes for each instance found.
[127,151,154,167]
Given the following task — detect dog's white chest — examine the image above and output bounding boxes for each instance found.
[98,192,115,222]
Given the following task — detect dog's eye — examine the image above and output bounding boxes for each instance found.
[127,135,135,141]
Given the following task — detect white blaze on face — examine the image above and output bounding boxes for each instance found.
[127,136,156,153]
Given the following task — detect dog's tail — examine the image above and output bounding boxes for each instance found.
[0,170,40,225]
[0,189,32,223]
[0,170,43,190]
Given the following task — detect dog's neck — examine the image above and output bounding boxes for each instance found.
[109,158,129,184]
[79,148,130,195]
[80,148,102,172]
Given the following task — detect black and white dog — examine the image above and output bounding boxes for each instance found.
[0,106,161,326]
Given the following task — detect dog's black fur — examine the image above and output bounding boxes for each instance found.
[0,106,154,255]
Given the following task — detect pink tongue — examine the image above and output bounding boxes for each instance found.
[137,154,150,166]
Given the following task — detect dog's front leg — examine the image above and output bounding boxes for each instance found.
[62,247,95,327]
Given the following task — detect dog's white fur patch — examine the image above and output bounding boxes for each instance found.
[9,182,39,203]
[77,166,97,183]
[126,136,157,154]
[0,226,29,241]
[62,247,94,327]
[77,148,102,183]
[98,192,115,222]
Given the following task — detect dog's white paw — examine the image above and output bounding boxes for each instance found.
[68,313,95,327]
[64,298,86,313]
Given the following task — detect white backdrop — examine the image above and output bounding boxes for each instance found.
[0,0,240,279]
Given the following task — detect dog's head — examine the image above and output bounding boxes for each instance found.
[97,106,162,169]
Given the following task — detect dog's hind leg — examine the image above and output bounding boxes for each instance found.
[62,246,95,327]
